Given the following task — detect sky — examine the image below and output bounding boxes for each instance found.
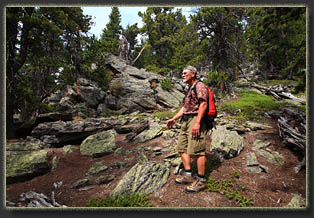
[82,7,194,39]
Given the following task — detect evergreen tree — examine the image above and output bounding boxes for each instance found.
[246,7,306,83]
[192,7,246,77]
[138,7,187,75]
[6,7,93,138]
[100,7,122,56]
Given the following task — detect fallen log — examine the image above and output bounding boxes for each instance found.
[249,83,306,105]
[268,107,306,173]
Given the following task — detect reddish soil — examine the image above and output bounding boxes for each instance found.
[5,116,306,208]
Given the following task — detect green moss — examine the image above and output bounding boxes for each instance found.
[220,90,287,122]
[86,193,152,207]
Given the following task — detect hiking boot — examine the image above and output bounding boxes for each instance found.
[184,177,206,193]
[175,173,194,185]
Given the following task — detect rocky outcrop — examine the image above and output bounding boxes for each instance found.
[31,118,114,147]
[111,161,170,197]
[6,137,51,184]
[41,55,185,122]
[210,125,244,159]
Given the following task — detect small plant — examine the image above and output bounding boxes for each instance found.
[86,193,152,207]
[230,170,240,181]
[110,81,126,97]
[160,78,173,91]
[205,170,254,207]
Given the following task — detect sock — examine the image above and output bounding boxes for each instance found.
[185,169,192,175]
[197,173,205,179]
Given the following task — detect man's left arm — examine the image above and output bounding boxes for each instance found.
[191,99,207,137]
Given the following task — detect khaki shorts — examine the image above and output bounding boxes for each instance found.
[176,115,209,155]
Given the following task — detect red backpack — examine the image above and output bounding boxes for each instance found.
[191,80,217,119]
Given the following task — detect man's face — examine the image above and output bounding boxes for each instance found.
[182,70,195,83]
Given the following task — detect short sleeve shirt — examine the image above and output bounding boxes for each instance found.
[183,81,208,114]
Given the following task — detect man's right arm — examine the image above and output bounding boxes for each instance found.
[166,107,184,129]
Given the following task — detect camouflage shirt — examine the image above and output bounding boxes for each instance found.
[183,81,208,114]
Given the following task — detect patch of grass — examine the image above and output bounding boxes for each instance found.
[206,170,254,207]
[86,193,152,207]
[102,109,121,117]
[220,90,287,122]
[152,108,180,120]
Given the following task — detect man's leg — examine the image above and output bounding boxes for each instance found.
[180,152,191,171]
[196,155,206,176]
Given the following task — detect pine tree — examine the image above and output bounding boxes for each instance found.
[100,7,122,56]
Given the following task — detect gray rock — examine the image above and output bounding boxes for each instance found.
[71,178,90,189]
[134,120,163,143]
[31,118,113,146]
[111,161,170,197]
[6,149,50,184]
[85,161,109,176]
[80,130,117,158]
[210,125,244,159]
[246,152,259,166]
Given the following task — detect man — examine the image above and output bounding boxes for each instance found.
[166,65,209,193]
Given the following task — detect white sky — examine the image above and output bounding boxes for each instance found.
[82,7,194,39]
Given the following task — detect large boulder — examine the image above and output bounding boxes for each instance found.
[6,137,50,184]
[210,125,244,159]
[31,118,113,147]
[80,130,117,157]
[111,161,170,197]
[105,55,185,113]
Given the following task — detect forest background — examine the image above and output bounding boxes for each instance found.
[5,6,307,139]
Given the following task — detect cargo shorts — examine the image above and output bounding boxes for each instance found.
[176,115,209,155]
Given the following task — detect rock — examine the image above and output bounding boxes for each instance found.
[210,125,244,159]
[253,138,285,165]
[6,149,50,185]
[71,178,90,189]
[111,161,170,197]
[244,121,271,131]
[257,148,285,165]
[133,120,163,143]
[74,78,105,107]
[36,112,73,123]
[6,136,44,151]
[85,161,109,176]
[286,194,306,207]
[124,120,149,142]
[63,145,78,155]
[31,118,113,146]
[95,175,115,185]
[246,152,259,166]
[51,156,59,171]
[80,130,117,158]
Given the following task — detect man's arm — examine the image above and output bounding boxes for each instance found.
[191,100,207,137]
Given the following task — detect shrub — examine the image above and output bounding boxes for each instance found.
[110,81,126,97]
[86,193,152,207]
[160,78,173,91]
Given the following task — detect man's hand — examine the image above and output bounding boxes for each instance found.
[166,119,175,129]
[191,122,201,137]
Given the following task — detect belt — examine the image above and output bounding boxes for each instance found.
[180,113,197,122]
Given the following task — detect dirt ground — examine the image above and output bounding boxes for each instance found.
[5,116,307,208]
